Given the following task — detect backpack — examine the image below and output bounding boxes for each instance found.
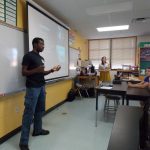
[67,89,76,102]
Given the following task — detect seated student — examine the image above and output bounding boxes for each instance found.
[128,67,150,88]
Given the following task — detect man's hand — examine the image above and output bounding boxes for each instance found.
[52,65,61,71]
[43,65,61,75]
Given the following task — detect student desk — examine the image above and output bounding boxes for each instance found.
[95,82,127,126]
[126,87,150,105]
[95,82,150,126]
[107,106,142,150]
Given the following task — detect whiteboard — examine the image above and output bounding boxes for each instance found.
[0,24,26,95]
[28,3,69,80]
[69,47,80,77]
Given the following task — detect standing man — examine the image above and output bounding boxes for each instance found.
[19,37,61,150]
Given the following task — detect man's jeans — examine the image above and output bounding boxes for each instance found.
[20,86,46,145]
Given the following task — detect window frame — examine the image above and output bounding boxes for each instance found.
[88,36,137,70]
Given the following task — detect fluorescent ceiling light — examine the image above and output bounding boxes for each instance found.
[97,25,129,32]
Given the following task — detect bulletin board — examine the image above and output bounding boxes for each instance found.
[139,42,150,75]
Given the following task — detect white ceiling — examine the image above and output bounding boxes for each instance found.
[33,0,150,39]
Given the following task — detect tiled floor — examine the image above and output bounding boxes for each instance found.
[0,96,139,150]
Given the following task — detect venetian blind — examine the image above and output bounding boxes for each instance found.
[0,0,17,26]
[111,37,136,69]
[89,39,110,69]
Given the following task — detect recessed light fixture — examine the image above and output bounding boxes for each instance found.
[97,25,129,32]
[131,17,150,23]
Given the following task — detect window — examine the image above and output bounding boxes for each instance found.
[89,37,136,69]
[111,37,136,69]
[89,39,110,69]
[0,0,17,26]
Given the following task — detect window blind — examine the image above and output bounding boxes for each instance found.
[111,37,136,69]
[89,39,110,69]
[0,0,17,26]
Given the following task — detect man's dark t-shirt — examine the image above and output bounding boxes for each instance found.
[22,51,45,88]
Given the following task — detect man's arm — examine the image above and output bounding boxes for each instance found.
[22,65,44,76]
[43,69,54,75]
[44,65,61,76]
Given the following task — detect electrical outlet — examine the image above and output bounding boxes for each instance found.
[15,106,19,113]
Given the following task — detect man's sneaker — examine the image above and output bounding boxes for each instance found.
[32,129,50,136]
[19,144,29,150]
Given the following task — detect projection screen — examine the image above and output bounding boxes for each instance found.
[27,3,69,80]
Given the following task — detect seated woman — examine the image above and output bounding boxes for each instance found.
[99,56,111,82]
[128,67,150,88]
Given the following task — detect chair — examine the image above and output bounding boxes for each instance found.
[75,75,96,98]
[75,83,89,98]
[104,94,120,113]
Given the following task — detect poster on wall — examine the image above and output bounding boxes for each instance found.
[140,48,150,61]
[139,42,150,75]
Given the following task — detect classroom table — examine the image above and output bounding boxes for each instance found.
[95,82,150,126]
[126,87,150,105]
[95,82,127,126]
[107,106,142,150]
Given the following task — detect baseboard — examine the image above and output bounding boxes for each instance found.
[0,127,21,144]
[0,99,67,144]
[44,100,67,115]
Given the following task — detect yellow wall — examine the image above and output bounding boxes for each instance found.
[0,0,81,138]
[45,80,72,110]
[69,30,88,60]
[0,80,72,138]
[0,92,24,137]
[17,0,26,30]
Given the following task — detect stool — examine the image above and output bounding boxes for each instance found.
[104,94,120,113]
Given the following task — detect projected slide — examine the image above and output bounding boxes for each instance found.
[28,3,69,80]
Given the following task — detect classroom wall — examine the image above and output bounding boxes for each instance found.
[0,0,86,138]
[0,80,72,138]
[17,0,26,30]
[69,30,88,60]
[137,35,150,44]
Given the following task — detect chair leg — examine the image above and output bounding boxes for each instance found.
[114,100,117,110]
[104,98,108,112]
[85,89,89,97]
[77,88,82,98]
[104,98,119,113]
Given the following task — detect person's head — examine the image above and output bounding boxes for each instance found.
[101,56,107,65]
[32,37,44,53]
[146,67,150,76]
